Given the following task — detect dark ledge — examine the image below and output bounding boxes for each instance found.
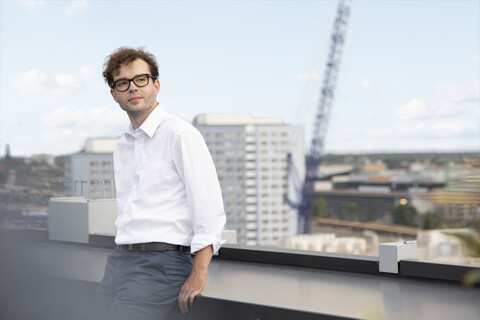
[399,259,480,283]
[183,296,358,320]
[217,244,380,275]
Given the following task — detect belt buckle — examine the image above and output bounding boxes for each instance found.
[158,243,169,251]
[128,244,133,250]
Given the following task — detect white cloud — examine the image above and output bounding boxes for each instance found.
[13,69,50,91]
[434,82,480,103]
[80,65,96,78]
[396,99,430,120]
[356,78,371,88]
[396,99,464,121]
[20,0,46,10]
[65,0,89,15]
[53,74,82,94]
[42,106,127,134]
[13,70,82,95]
[366,120,476,139]
[428,121,476,137]
[296,71,320,83]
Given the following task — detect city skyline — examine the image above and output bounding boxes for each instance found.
[0,0,479,157]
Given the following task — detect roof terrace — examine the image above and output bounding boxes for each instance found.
[1,227,478,320]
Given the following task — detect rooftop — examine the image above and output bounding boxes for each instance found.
[1,228,479,320]
[193,113,285,126]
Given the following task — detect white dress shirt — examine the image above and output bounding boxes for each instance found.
[113,105,226,254]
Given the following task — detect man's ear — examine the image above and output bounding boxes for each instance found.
[110,89,119,103]
[154,79,160,95]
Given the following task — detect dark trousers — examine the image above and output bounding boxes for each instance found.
[94,247,193,320]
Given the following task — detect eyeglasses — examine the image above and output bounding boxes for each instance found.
[111,74,156,92]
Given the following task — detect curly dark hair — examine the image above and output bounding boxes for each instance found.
[103,47,159,88]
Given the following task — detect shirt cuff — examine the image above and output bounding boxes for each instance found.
[190,233,225,254]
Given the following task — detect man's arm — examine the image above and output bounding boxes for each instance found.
[178,244,214,314]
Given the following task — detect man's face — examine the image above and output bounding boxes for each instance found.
[110,58,160,115]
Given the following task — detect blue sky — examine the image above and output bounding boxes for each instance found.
[0,0,479,157]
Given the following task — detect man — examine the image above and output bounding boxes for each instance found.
[95,47,226,320]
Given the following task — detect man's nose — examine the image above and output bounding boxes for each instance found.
[129,81,139,91]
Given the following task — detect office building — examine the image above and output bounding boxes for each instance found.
[193,114,305,246]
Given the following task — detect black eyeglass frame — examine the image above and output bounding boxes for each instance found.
[111,74,157,92]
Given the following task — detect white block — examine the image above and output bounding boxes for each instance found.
[48,197,89,243]
[87,199,118,236]
[48,197,118,243]
[221,229,237,244]
[379,241,418,273]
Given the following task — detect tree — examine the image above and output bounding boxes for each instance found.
[311,197,329,218]
[393,204,418,227]
[422,211,439,230]
[346,202,359,221]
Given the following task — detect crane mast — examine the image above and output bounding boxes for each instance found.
[298,0,352,234]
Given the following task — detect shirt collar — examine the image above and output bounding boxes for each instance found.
[124,105,166,139]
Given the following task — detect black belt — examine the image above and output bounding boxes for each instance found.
[118,242,191,252]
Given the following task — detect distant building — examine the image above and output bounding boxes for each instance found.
[428,170,480,222]
[417,228,480,265]
[82,137,119,154]
[313,189,409,223]
[193,114,305,246]
[27,154,56,167]
[280,233,376,255]
[328,167,447,219]
[64,137,119,199]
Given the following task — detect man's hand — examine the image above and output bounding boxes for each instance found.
[178,245,213,314]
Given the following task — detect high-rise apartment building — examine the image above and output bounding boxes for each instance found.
[64,137,119,199]
[193,114,305,246]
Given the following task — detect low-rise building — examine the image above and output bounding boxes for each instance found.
[64,137,119,199]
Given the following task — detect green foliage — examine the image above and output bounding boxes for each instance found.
[422,212,440,230]
[311,197,329,218]
[446,226,480,287]
[346,202,359,221]
[393,205,418,227]
[449,233,480,258]
[462,270,480,288]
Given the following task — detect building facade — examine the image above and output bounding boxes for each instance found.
[64,137,118,199]
[193,114,304,246]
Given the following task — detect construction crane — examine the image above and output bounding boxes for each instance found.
[291,0,352,234]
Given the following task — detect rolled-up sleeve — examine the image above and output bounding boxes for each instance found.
[172,127,226,254]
